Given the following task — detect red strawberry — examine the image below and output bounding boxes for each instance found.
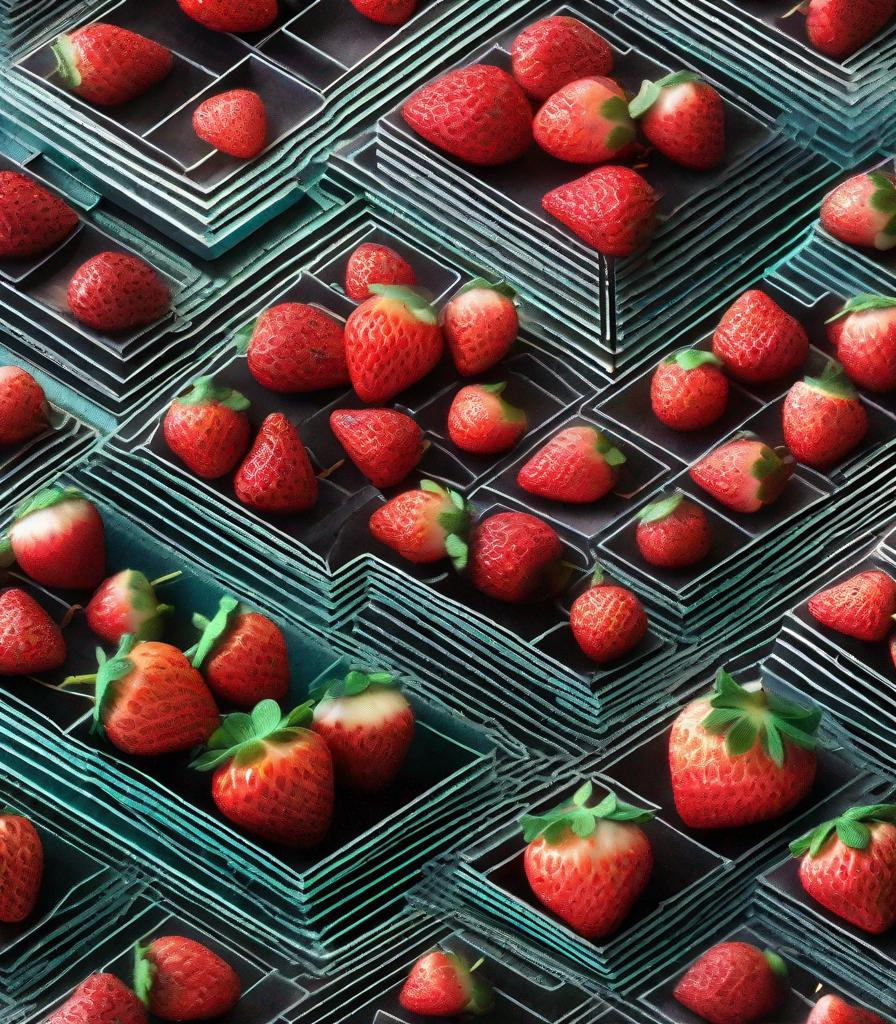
[0,811,43,923]
[345,285,443,402]
[711,290,809,383]
[782,361,868,469]
[86,570,178,644]
[402,65,533,166]
[134,936,241,1022]
[674,942,787,1024]
[68,252,170,333]
[0,589,66,676]
[447,382,527,455]
[311,669,414,792]
[533,77,636,165]
[520,782,654,938]
[52,24,173,106]
[176,0,277,32]
[442,280,518,376]
[330,408,424,488]
[517,426,625,504]
[820,172,896,251]
[0,366,49,446]
[468,511,568,604]
[806,0,896,60]
[192,700,334,848]
[190,596,289,708]
[569,567,647,664]
[345,243,416,302]
[350,0,417,25]
[193,89,267,159]
[234,413,318,513]
[511,16,613,101]
[690,434,795,513]
[650,350,729,431]
[400,950,493,1017]
[827,294,896,392]
[46,975,147,1024]
[808,994,888,1024]
[807,569,896,641]
[0,172,78,260]
[368,480,469,565]
[163,377,251,479]
[636,493,711,569]
[0,487,106,590]
[542,166,658,257]
[669,668,820,828]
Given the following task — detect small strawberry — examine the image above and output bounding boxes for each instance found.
[511,16,613,101]
[516,426,625,504]
[193,89,267,159]
[806,0,896,60]
[468,512,568,604]
[669,668,820,828]
[399,951,493,1017]
[68,252,170,333]
[569,567,647,664]
[807,569,896,641]
[533,76,636,165]
[234,413,318,513]
[46,975,147,1024]
[808,994,888,1024]
[820,172,896,251]
[826,294,896,392]
[690,434,795,513]
[636,493,711,569]
[134,936,241,1021]
[520,782,655,938]
[447,382,527,455]
[0,589,66,676]
[674,942,787,1024]
[0,811,43,923]
[163,377,251,479]
[442,280,518,376]
[86,570,179,644]
[0,172,78,260]
[368,480,469,565]
[711,290,809,383]
[542,165,658,256]
[782,361,868,469]
[650,350,729,431]
[345,243,416,302]
[0,366,49,446]
[350,0,417,25]
[176,0,277,32]
[330,408,424,488]
[402,65,533,166]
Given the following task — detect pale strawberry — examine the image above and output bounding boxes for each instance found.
[569,567,647,664]
[820,172,896,251]
[826,294,896,392]
[806,0,896,60]
[628,71,725,170]
[163,377,251,479]
[368,480,469,565]
[711,290,809,383]
[0,589,66,675]
[68,252,170,333]
[0,172,78,259]
[234,413,318,513]
[46,975,147,1024]
[330,408,424,488]
[345,243,416,302]
[674,942,787,1024]
[650,351,729,431]
[86,569,178,644]
[0,811,43,923]
[447,383,527,455]
[782,361,868,469]
[400,951,493,1017]
[193,88,268,159]
[690,435,795,513]
[517,425,624,504]
[0,366,49,446]
[442,280,518,376]
[635,493,711,569]
[533,76,636,164]
[134,936,241,1022]
[468,512,568,603]
[511,16,613,101]
[807,569,896,641]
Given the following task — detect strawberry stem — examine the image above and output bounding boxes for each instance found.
[149,571,181,588]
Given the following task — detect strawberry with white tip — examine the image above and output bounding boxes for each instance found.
[820,172,896,251]
[86,570,180,644]
[442,279,518,376]
[629,71,725,170]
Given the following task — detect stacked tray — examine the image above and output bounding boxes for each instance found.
[0,0,90,64]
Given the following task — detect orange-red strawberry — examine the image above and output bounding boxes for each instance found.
[368,480,469,565]
[650,350,729,431]
[674,942,787,1024]
[193,88,267,159]
[516,425,625,504]
[669,669,820,828]
[447,382,527,455]
[0,172,78,260]
[520,782,654,938]
[636,493,711,569]
[826,294,896,392]
[330,407,424,488]
[176,0,277,32]
[46,975,147,1024]
[808,995,888,1024]
[234,413,318,513]
[468,511,568,603]
[345,243,416,302]
[511,16,613,101]
[68,252,170,333]
[0,811,43,923]
[711,290,809,383]
[629,71,725,171]
[399,950,494,1017]
[820,172,896,251]
[0,366,49,446]
[350,0,417,25]
[86,569,178,644]
[807,569,896,641]
[134,936,241,1022]
[0,589,66,675]
[806,0,896,60]
[402,65,533,166]
[164,377,251,479]
[690,434,795,513]
[569,567,647,663]
[533,76,635,164]
[442,280,518,376]
[783,361,868,469]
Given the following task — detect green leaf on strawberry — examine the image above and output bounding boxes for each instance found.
[638,492,684,524]
[191,698,314,771]
[790,803,896,857]
[666,349,723,372]
[88,634,139,737]
[175,376,250,412]
[309,668,398,704]
[189,595,240,669]
[826,293,896,322]
[520,780,656,845]
[458,277,517,300]
[629,70,701,118]
[368,284,438,325]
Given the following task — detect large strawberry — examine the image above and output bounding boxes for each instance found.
[400,950,493,1017]
[0,172,78,260]
[669,668,820,829]
[650,350,729,431]
[0,811,43,923]
[674,942,787,1024]
[351,0,417,25]
[163,377,251,479]
[782,361,868,469]
[533,76,636,164]
[806,0,896,60]
[0,589,66,676]
[569,567,647,664]
[0,366,49,446]
[807,569,896,641]
[86,570,178,644]
[711,290,809,383]
[636,493,712,569]
[368,480,469,565]
[193,89,268,159]
[345,243,416,301]
[442,280,518,376]
[511,16,613,101]
[690,434,795,513]
[447,383,527,455]
[808,994,888,1024]
[826,294,896,392]
[176,0,277,32]
[468,512,568,603]
[516,425,625,504]
[68,252,170,332]
[820,172,896,251]
[134,936,241,1021]
[46,975,147,1024]
[629,71,725,170]
[330,408,424,488]
[234,414,318,513]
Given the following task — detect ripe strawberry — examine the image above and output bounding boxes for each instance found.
[517,426,625,504]
[806,0,896,60]
[0,487,106,590]
[0,366,49,446]
[345,285,443,402]
[46,975,146,1024]
[650,350,729,431]
[68,252,170,333]
[447,382,527,455]
[674,942,787,1024]
[442,280,518,376]
[826,294,896,392]
[368,480,469,565]
[402,65,533,166]
[669,668,820,828]
[190,595,288,708]
[533,77,636,165]
[468,512,568,603]
[176,0,277,32]
[782,361,868,469]
[711,290,809,383]
[569,567,647,664]
[807,569,896,641]
[330,407,424,488]
[400,950,493,1017]
[311,669,414,792]
[520,782,654,938]
[636,493,711,569]
[52,24,173,106]
[350,0,417,25]
[192,699,334,848]
[0,172,78,260]
[820,172,896,251]
[0,589,66,676]
[791,803,896,935]
[0,811,43,923]
[511,16,613,101]
[193,89,267,159]
[690,434,795,513]
[234,413,318,513]
[163,377,251,479]
[134,936,240,1021]
[808,994,888,1024]
[86,569,178,644]
[345,243,416,302]
[542,165,658,256]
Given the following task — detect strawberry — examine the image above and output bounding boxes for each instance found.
[650,351,729,431]
[0,589,66,675]
[350,0,417,25]
[569,567,647,664]
[399,950,493,1017]
[711,290,809,383]
[190,596,289,708]
[46,975,147,1024]
[0,487,106,590]
[533,77,636,165]
[442,280,518,376]
[517,426,625,504]
[52,24,173,107]
[791,803,896,935]
[0,366,49,446]
[86,570,179,644]
[521,782,655,938]
[344,285,443,402]
[402,65,533,166]
[806,0,896,60]
[807,569,896,641]
[636,493,711,569]
[468,512,568,603]
[542,165,658,257]
[669,668,820,828]
[628,71,725,171]
[0,172,78,260]
[674,942,787,1024]
[511,16,613,101]
[191,699,334,848]
[345,243,416,302]
[0,811,43,923]
[67,252,170,333]
[826,294,896,392]
[234,413,318,513]
[690,434,795,513]
[192,89,267,159]
[820,172,896,251]
[176,0,277,32]
[447,382,527,455]
[808,994,888,1024]
[330,407,424,488]
[782,361,868,469]
[311,669,414,792]
[163,377,251,479]
[368,480,469,565]
[134,936,241,1021]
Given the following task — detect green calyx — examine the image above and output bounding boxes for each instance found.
[69,634,139,737]
[734,433,794,500]
[593,429,626,468]
[701,668,821,769]
[14,486,83,524]
[190,699,313,772]
[629,70,701,118]
[803,360,858,400]
[763,950,788,982]
[826,293,896,322]
[867,172,896,236]
[459,277,516,301]
[665,349,723,372]
[175,376,250,412]
[638,492,683,524]
[790,803,896,858]
[133,941,156,1007]
[478,382,526,424]
[420,479,470,571]
[189,596,240,669]
[368,284,437,325]
[589,564,607,587]
[121,570,177,641]
[520,780,655,845]
[51,35,82,91]
[233,317,259,354]
[600,95,636,152]
[309,668,398,705]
